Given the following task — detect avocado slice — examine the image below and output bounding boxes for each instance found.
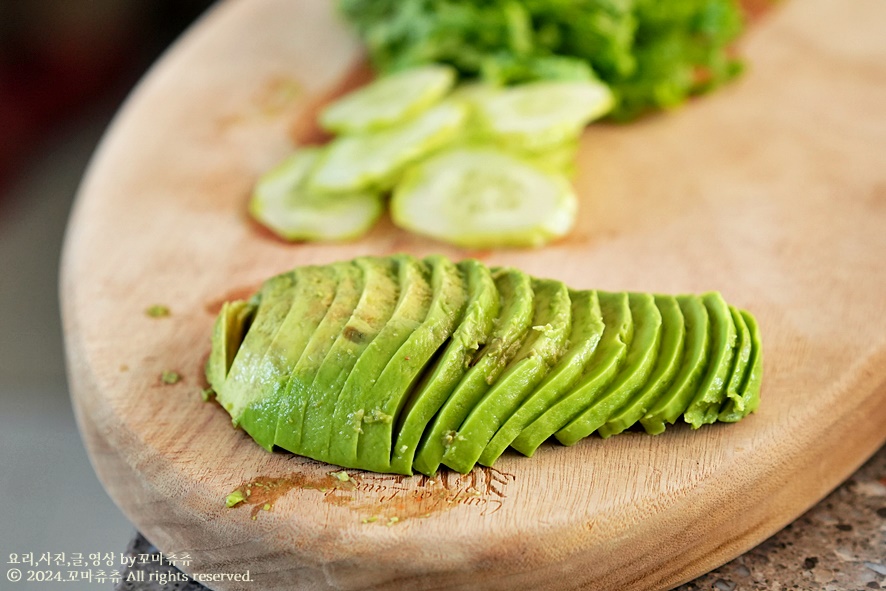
[640,295,711,435]
[720,306,753,414]
[441,278,571,473]
[296,257,400,461]
[511,291,633,457]
[718,310,763,422]
[597,295,685,438]
[683,292,738,428]
[213,271,297,433]
[236,266,339,449]
[479,289,604,467]
[413,267,535,476]
[355,255,469,473]
[389,259,499,475]
[325,255,433,468]
[205,299,257,395]
[274,262,364,454]
[555,292,662,446]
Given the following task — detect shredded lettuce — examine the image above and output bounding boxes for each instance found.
[338,0,745,121]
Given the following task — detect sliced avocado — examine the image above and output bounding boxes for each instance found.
[413,267,535,476]
[389,259,499,475]
[719,310,763,422]
[354,255,469,473]
[684,292,738,428]
[274,262,364,454]
[479,289,604,467]
[214,271,297,430]
[511,291,633,457]
[325,255,432,468]
[442,278,571,473]
[556,292,662,446]
[640,295,710,435]
[297,257,400,461]
[205,299,256,395]
[598,295,685,438]
[721,306,752,414]
[236,266,338,449]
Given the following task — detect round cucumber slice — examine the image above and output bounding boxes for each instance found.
[309,101,467,194]
[319,65,457,134]
[472,80,614,151]
[249,149,383,242]
[390,147,577,248]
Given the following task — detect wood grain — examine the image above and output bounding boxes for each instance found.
[61,1,886,590]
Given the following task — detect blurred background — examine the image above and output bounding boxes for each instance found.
[0,2,213,587]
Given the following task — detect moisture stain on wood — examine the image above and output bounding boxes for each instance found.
[228,472,358,519]
[228,466,516,523]
[217,75,305,131]
[739,0,783,23]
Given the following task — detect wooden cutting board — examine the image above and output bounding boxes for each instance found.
[61,1,886,589]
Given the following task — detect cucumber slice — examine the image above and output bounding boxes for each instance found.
[471,80,613,151]
[519,139,580,177]
[309,101,467,194]
[391,146,577,248]
[319,65,457,134]
[249,149,383,242]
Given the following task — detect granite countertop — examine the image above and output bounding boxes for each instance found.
[117,445,885,591]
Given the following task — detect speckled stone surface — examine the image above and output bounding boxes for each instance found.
[118,445,885,591]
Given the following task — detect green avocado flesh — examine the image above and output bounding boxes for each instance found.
[597,295,684,438]
[441,278,571,473]
[641,295,710,435]
[325,255,433,468]
[684,292,738,428]
[479,289,603,467]
[412,267,535,476]
[274,263,365,453]
[207,256,762,475]
[719,310,763,422]
[555,292,662,446]
[510,291,633,457]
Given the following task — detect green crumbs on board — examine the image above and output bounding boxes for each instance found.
[225,490,246,508]
[146,304,170,318]
[205,255,762,476]
[161,370,181,385]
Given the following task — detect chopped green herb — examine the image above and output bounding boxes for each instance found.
[329,471,352,482]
